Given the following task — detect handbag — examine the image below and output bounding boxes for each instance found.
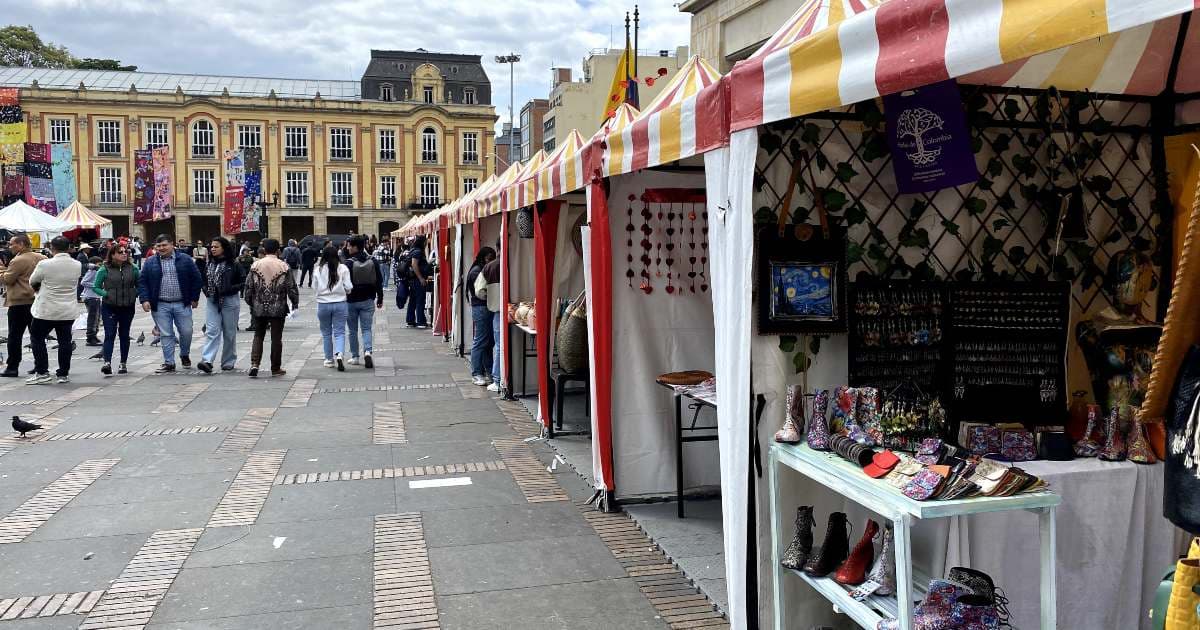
[516,207,535,239]
[1036,429,1074,461]
[556,291,589,375]
[999,429,1037,462]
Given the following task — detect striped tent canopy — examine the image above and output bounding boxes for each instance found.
[472,165,524,220]
[501,150,547,213]
[57,201,111,230]
[393,215,419,238]
[730,0,1200,131]
[597,103,641,177]
[535,129,588,202]
[602,57,723,177]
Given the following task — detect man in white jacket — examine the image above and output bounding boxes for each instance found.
[28,236,82,384]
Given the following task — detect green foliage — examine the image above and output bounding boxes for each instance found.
[964,197,987,216]
[835,162,858,183]
[822,189,847,213]
[0,25,136,71]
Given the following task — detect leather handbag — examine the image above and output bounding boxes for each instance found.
[1166,345,1200,535]
[516,206,535,239]
[556,291,589,374]
[1037,430,1075,461]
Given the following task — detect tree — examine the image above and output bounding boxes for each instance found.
[0,25,136,71]
[74,58,138,72]
[896,107,944,166]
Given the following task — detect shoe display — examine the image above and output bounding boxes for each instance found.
[117,364,128,375]
[1073,403,1102,457]
[25,373,51,385]
[101,363,112,376]
[866,523,896,596]
[1098,405,1127,461]
[947,566,1009,626]
[803,511,849,577]
[180,356,192,368]
[834,519,879,585]
[775,385,804,444]
[364,352,374,369]
[154,364,176,374]
[197,361,213,374]
[780,506,814,570]
[807,389,831,450]
[1127,421,1158,464]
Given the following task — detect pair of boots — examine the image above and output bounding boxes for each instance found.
[1074,403,1157,463]
[773,386,832,450]
[877,568,1007,630]
[780,508,895,592]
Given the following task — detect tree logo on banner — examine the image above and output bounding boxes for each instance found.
[895,107,945,166]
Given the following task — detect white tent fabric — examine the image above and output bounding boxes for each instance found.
[0,200,74,242]
[505,214,537,390]
[581,223,604,489]
[450,226,467,352]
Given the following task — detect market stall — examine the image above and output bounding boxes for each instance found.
[0,199,73,245]
[58,200,113,240]
[701,1,1200,628]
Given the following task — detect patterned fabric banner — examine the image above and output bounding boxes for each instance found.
[0,143,22,166]
[0,123,26,146]
[151,146,173,221]
[50,143,76,209]
[240,170,262,232]
[0,88,17,106]
[23,162,51,179]
[23,142,49,164]
[132,150,154,224]
[223,186,245,234]
[224,149,245,188]
[24,177,57,215]
[2,165,23,200]
[0,104,20,125]
[243,147,262,173]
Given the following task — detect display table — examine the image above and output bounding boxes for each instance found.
[509,322,537,396]
[657,381,718,518]
[768,443,1060,630]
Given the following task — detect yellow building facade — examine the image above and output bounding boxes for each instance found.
[1,53,496,243]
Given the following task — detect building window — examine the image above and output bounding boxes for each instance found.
[96,120,122,155]
[48,118,71,144]
[419,175,440,207]
[284,125,308,160]
[543,138,555,152]
[378,128,396,162]
[461,132,479,165]
[145,121,169,149]
[463,88,476,105]
[421,127,438,163]
[284,171,309,206]
[191,120,215,158]
[97,167,123,204]
[543,116,555,137]
[192,169,216,205]
[237,124,262,151]
[462,177,478,194]
[380,83,393,101]
[379,176,397,208]
[330,171,354,207]
[423,86,434,103]
[329,126,353,160]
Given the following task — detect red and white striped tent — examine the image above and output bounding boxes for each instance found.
[534,130,588,202]
[500,150,548,213]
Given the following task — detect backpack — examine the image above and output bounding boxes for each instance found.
[350,257,378,287]
[283,247,301,270]
[395,250,413,281]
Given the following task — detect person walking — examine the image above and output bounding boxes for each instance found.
[282,239,302,289]
[406,235,431,328]
[27,236,81,384]
[74,242,91,300]
[300,243,319,288]
[80,257,103,346]
[193,240,209,278]
[481,254,503,392]
[373,241,393,290]
[197,237,245,374]
[130,237,143,267]
[0,235,46,377]
[243,239,299,378]
[465,247,496,386]
[93,243,139,375]
[344,235,383,368]
[138,234,202,374]
[237,247,257,331]
[314,246,352,371]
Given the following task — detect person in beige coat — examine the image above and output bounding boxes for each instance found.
[27,236,82,384]
[0,234,46,377]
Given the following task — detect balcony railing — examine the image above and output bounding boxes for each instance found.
[285,195,309,207]
[421,151,438,163]
[97,192,125,205]
[331,195,355,208]
[462,152,479,164]
[405,198,450,211]
[379,151,396,162]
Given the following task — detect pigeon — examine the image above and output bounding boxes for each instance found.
[12,416,41,438]
[136,332,145,346]
[150,337,161,347]
[88,351,103,360]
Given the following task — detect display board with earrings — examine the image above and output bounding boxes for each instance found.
[622,188,709,295]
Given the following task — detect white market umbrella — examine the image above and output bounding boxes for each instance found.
[0,200,75,245]
[58,201,114,238]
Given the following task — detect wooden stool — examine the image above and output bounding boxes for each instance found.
[550,367,590,437]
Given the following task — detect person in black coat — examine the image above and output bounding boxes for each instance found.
[300,245,319,288]
[197,237,246,373]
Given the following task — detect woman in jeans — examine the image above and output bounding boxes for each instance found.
[92,243,139,375]
[198,237,246,373]
[465,247,496,386]
[314,245,353,371]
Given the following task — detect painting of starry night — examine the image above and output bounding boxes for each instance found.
[769,262,836,321]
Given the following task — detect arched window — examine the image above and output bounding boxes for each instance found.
[421,127,438,163]
[191,119,215,158]
[380,83,393,101]
[463,87,476,105]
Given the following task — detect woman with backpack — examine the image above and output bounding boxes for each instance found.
[314,245,353,371]
[197,237,246,373]
[466,247,496,386]
[92,242,139,375]
[344,236,384,368]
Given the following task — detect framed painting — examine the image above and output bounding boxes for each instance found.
[756,224,848,335]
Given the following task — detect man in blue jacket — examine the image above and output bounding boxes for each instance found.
[138,234,202,373]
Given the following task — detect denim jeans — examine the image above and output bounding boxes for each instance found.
[406,281,427,326]
[201,296,240,369]
[317,301,348,360]
[346,299,375,358]
[380,263,392,289]
[491,310,502,383]
[152,301,193,366]
[100,304,135,364]
[470,303,493,377]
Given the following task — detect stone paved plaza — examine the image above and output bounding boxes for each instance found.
[0,289,727,629]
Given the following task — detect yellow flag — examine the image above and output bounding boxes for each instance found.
[601,46,632,124]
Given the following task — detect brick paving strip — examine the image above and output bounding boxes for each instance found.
[0,416,66,458]
[35,425,229,442]
[25,386,101,419]
[0,399,55,406]
[373,513,439,629]
[495,399,542,437]
[373,402,409,445]
[491,437,570,503]
[77,528,204,630]
[206,449,286,528]
[151,383,210,414]
[0,458,121,544]
[450,372,486,400]
[279,378,317,408]
[314,383,455,394]
[0,589,105,620]
[578,502,729,629]
[274,461,507,485]
[213,407,277,455]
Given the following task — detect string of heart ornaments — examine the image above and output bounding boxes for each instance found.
[625,192,708,295]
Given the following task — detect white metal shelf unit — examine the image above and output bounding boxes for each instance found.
[768,443,1061,630]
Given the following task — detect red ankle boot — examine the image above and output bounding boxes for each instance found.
[834,519,879,585]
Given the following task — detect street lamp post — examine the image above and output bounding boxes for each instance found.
[494,53,521,165]
[254,191,280,240]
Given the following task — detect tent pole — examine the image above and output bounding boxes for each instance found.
[1152,11,1191,319]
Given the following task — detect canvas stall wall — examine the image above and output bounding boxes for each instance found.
[449,224,472,351]
[594,170,720,499]
[504,212,538,392]
[534,200,588,427]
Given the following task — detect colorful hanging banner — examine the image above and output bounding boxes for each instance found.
[240,170,261,232]
[23,162,51,179]
[884,79,978,194]
[0,103,21,125]
[50,143,76,209]
[151,145,173,221]
[223,186,245,234]
[243,147,262,173]
[224,149,245,188]
[23,142,49,164]
[0,123,25,146]
[2,165,23,201]
[0,88,18,106]
[133,150,155,224]
[24,177,57,215]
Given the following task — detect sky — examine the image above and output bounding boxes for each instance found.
[6,0,693,134]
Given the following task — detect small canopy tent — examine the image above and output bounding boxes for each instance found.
[58,201,113,239]
[0,200,74,245]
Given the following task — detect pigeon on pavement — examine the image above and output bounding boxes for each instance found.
[136,332,145,346]
[88,351,103,360]
[11,416,42,437]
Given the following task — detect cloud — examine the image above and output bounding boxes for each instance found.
[7,0,692,134]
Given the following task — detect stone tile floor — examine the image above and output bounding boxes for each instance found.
[0,288,727,629]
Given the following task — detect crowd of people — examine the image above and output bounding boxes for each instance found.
[0,231,436,383]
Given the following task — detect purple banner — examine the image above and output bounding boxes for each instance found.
[884,79,978,194]
[24,176,57,215]
[151,146,173,221]
[23,142,49,164]
[133,150,154,224]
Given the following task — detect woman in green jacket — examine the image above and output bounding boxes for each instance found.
[93,243,140,375]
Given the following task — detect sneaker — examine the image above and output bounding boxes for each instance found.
[363,352,374,369]
[323,360,335,368]
[336,353,345,372]
[25,373,51,385]
[472,375,488,386]
[0,370,19,378]
[221,365,236,371]
[86,339,102,347]
[197,361,213,374]
[154,363,176,374]
[56,375,69,384]
[180,356,192,368]
[349,357,361,366]
[484,376,494,385]
[248,366,259,378]
[487,382,500,393]
[101,363,112,376]
[117,364,128,374]
[271,369,287,377]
